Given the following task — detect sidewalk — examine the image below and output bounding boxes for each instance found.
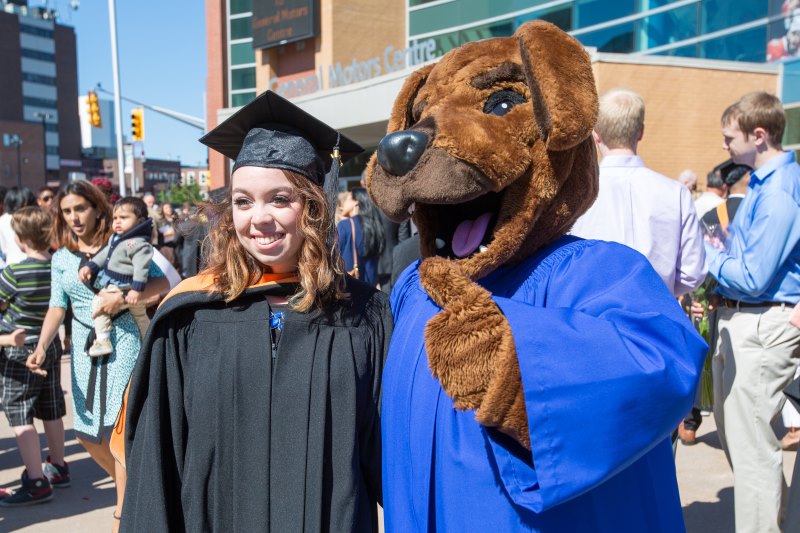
[0,354,115,533]
[0,353,795,532]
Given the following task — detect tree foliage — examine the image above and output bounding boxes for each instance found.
[158,182,203,205]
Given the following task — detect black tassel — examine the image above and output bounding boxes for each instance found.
[324,133,342,248]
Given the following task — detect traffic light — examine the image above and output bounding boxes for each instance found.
[86,90,102,128]
[131,108,144,142]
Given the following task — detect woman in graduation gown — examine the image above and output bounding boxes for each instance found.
[120,91,392,533]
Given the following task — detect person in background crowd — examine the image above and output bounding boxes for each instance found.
[336,187,385,287]
[156,202,179,267]
[335,190,349,224]
[678,169,698,196]
[120,91,390,532]
[706,91,800,533]
[37,187,56,212]
[700,160,750,231]
[91,177,120,205]
[142,192,159,221]
[570,87,706,299]
[694,164,729,218]
[176,206,209,278]
[0,207,68,507]
[0,187,38,268]
[26,180,169,532]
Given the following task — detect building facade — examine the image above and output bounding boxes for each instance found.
[206,0,789,190]
[410,0,776,63]
[0,1,81,187]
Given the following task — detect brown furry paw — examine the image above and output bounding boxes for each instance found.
[419,258,531,450]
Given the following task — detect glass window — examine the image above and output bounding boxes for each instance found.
[701,0,766,34]
[573,0,634,30]
[654,43,698,58]
[784,106,800,146]
[638,3,698,50]
[783,59,800,104]
[232,92,257,108]
[231,67,256,90]
[20,24,54,38]
[229,0,252,15]
[410,0,565,37]
[230,16,252,40]
[699,25,766,62]
[231,42,255,65]
[20,49,55,62]
[577,22,635,53]
[426,6,571,57]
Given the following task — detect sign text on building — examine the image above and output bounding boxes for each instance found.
[253,0,315,50]
[270,39,438,99]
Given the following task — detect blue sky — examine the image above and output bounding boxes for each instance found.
[58,0,208,166]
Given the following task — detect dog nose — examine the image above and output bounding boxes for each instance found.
[377,131,429,176]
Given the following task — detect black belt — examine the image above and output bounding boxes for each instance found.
[723,298,790,309]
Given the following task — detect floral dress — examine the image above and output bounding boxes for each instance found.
[50,248,164,442]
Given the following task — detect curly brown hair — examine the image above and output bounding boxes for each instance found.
[51,180,113,252]
[202,170,348,312]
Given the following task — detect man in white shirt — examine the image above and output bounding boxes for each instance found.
[571,88,706,298]
[694,165,728,218]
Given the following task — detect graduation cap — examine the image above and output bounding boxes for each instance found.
[199,91,363,208]
[708,159,750,188]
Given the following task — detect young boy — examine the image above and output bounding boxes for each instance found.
[78,196,153,357]
[0,206,69,507]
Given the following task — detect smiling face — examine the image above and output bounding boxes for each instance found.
[231,166,304,273]
[59,193,98,243]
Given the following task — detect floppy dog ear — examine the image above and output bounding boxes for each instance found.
[516,21,598,151]
[387,63,435,132]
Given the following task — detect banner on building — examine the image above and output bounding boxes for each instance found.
[768,0,800,62]
[252,0,316,50]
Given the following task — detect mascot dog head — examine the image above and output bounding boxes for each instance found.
[367,21,599,281]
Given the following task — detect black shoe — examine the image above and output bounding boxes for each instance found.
[0,471,53,506]
[44,456,71,488]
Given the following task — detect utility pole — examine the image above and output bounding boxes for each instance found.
[15,136,21,187]
[33,112,53,184]
[108,0,126,196]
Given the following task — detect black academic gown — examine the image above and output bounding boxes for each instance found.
[121,277,391,533]
[784,377,800,532]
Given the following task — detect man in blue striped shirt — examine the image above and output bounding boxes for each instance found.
[707,91,800,533]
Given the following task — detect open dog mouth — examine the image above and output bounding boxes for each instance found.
[424,191,503,259]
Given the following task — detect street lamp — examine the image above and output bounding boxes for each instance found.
[33,111,53,184]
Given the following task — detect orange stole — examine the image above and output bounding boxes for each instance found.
[109,273,299,467]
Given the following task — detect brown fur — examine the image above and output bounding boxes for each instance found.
[367,21,599,450]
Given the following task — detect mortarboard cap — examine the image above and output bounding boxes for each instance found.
[708,159,750,188]
[199,91,363,185]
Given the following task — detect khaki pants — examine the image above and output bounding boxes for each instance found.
[91,284,150,340]
[713,304,800,533]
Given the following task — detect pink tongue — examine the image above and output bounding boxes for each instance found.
[452,212,493,258]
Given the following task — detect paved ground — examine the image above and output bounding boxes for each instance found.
[0,355,796,532]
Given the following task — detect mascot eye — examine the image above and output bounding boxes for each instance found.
[484,90,526,116]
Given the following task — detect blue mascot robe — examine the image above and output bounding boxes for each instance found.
[383,236,707,532]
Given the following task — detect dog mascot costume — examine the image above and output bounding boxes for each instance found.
[367,21,707,532]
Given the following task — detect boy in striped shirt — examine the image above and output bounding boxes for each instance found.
[0,206,68,506]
